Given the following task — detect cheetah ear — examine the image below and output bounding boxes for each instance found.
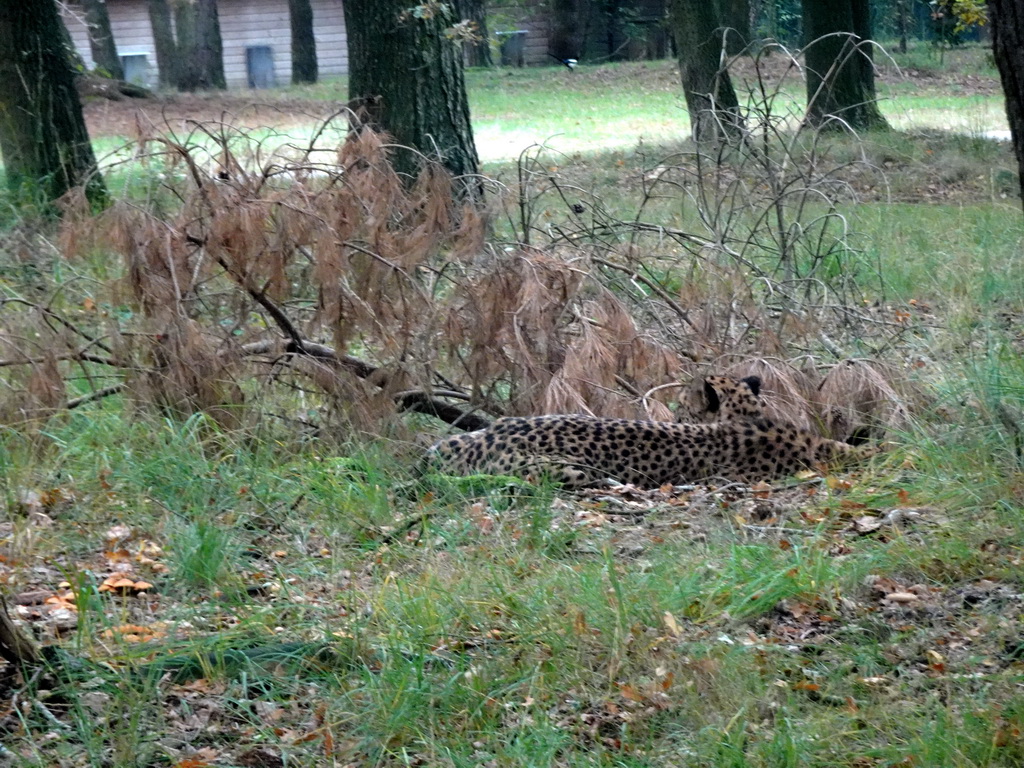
[740,375,762,396]
[703,379,722,413]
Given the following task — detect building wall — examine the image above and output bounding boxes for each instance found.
[63,0,348,89]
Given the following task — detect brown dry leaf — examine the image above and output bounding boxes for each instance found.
[852,516,882,534]
[751,481,772,499]
[663,611,683,638]
[616,682,644,702]
[573,610,588,636]
[885,592,919,604]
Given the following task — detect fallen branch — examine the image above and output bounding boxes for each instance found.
[0,595,43,666]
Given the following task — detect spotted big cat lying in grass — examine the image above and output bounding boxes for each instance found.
[425,375,878,488]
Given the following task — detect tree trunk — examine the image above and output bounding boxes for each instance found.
[550,0,588,61]
[667,0,744,143]
[172,0,200,90]
[801,0,888,131]
[720,0,751,55]
[81,0,125,80]
[896,0,908,54]
[171,0,224,90]
[343,0,480,183]
[454,0,493,67]
[0,0,106,205]
[195,0,226,89]
[989,0,1024,211]
[289,0,319,83]
[147,0,178,88]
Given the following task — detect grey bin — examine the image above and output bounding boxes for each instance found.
[496,30,528,67]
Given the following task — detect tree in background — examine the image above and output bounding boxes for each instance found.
[454,0,492,67]
[194,0,225,89]
[801,0,888,130]
[550,0,589,61]
[0,0,105,205]
[719,0,751,55]
[150,0,224,91]
[667,0,744,142]
[81,0,125,80]
[147,0,178,87]
[343,0,480,182]
[988,0,1024,211]
[289,0,318,84]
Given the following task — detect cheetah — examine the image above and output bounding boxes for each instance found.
[426,375,877,488]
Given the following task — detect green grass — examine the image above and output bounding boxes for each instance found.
[2,55,1024,767]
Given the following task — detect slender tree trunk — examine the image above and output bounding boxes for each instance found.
[989,0,1024,211]
[454,0,492,67]
[801,0,888,131]
[0,0,105,205]
[343,0,480,183]
[720,0,751,55]
[667,0,744,143]
[81,0,124,79]
[550,0,588,61]
[289,0,319,83]
[147,0,178,88]
[896,0,908,54]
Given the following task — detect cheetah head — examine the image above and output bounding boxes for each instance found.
[679,375,765,423]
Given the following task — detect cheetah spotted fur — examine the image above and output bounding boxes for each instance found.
[426,375,876,488]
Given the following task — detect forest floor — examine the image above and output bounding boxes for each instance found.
[0,44,1022,768]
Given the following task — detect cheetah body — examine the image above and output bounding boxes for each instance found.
[427,376,874,488]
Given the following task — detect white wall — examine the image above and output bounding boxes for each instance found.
[63,0,348,89]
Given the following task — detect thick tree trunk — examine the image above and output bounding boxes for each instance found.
[147,0,178,88]
[720,0,751,55]
[171,0,224,90]
[454,0,493,67]
[0,0,105,205]
[667,0,744,143]
[989,0,1024,211]
[801,0,888,131]
[195,0,226,89]
[81,0,125,80]
[172,0,200,90]
[289,0,319,84]
[343,0,480,183]
[550,0,588,61]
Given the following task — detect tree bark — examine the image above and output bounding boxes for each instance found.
[667,0,744,143]
[550,0,588,61]
[896,0,908,54]
[195,0,226,89]
[81,0,125,80]
[343,0,481,183]
[719,0,751,55]
[989,0,1024,211]
[801,0,888,131]
[289,0,319,84]
[147,0,178,87]
[0,0,106,205]
[172,0,200,90]
[170,0,224,91]
[454,0,493,67]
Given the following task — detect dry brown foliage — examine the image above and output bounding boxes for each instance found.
[0,112,919,443]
